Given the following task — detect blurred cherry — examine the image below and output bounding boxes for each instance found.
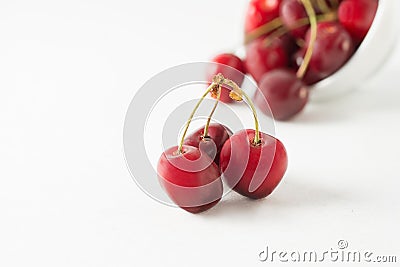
[280,0,308,39]
[292,49,323,85]
[245,0,282,34]
[254,69,309,120]
[245,36,289,83]
[303,22,354,80]
[338,0,378,43]
[208,53,246,103]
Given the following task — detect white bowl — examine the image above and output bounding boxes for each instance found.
[311,0,399,101]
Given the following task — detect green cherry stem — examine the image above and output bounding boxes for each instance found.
[262,11,336,47]
[244,17,283,45]
[297,0,318,79]
[242,92,261,145]
[177,82,219,154]
[246,11,336,46]
[203,85,221,137]
[240,92,261,145]
[222,75,261,145]
[312,0,331,14]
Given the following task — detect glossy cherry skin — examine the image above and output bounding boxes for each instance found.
[208,54,246,103]
[292,49,324,85]
[158,145,223,213]
[245,37,289,83]
[338,0,378,43]
[245,0,282,34]
[303,22,355,81]
[219,129,288,199]
[280,0,308,39]
[184,123,233,165]
[254,69,309,120]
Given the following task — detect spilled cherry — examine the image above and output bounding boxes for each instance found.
[184,123,232,165]
[245,0,282,34]
[302,22,354,80]
[245,36,289,83]
[215,75,288,199]
[158,145,222,214]
[254,0,317,120]
[255,69,309,120]
[158,74,288,213]
[280,0,308,39]
[338,0,378,43]
[157,78,227,214]
[220,129,288,199]
[241,0,377,120]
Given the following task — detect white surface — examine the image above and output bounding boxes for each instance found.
[0,1,399,266]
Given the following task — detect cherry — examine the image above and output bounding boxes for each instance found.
[157,76,231,213]
[254,69,309,120]
[219,129,288,199]
[184,123,233,165]
[158,145,223,213]
[245,0,282,34]
[280,0,308,39]
[208,54,246,103]
[292,49,324,85]
[338,0,378,43]
[245,36,289,83]
[302,22,354,80]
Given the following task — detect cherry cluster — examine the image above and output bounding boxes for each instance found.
[209,0,378,120]
[158,74,288,213]
[155,0,378,214]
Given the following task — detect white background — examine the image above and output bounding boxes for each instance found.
[1,0,400,266]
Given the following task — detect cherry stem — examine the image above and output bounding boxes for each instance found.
[203,85,221,137]
[296,0,318,79]
[221,76,261,145]
[262,11,336,47]
[177,74,261,153]
[313,0,331,14]
[244,17,282,45]
[262,27,289,47]
[246,9,335,47]
[177,82,219,154]
[241,91,261,145]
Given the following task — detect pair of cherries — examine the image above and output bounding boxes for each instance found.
[157,75,288,213]
[210,0,378,120]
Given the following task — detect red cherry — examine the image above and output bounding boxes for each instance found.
[219,129,288,199]
[338,0,378,43]
[303,22,355,80]
[184,123,233,165]
[245,0,282,34]
[208,53,246,103]
[245,37,289,83]
[157,146,223,213]
[292,49,324,85]
[254,69,309,120]
[280,0,308,39]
